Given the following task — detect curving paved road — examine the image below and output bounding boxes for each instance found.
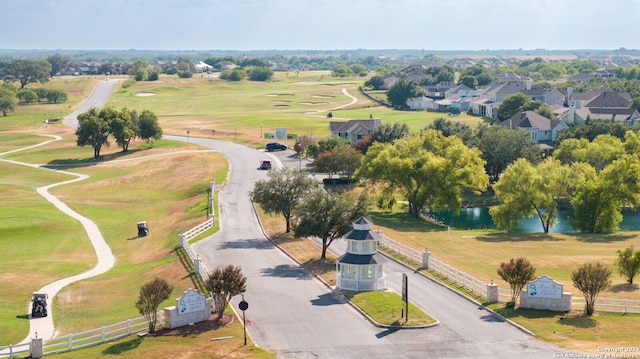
[174,135,568,358]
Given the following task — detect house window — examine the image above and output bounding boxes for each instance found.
[530,131,538,142]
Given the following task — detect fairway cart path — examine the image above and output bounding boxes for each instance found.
[0,135,116,344]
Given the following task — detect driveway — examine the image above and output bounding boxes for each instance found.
[168,136,568,358]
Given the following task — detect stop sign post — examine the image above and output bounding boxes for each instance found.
[239,295,249,345]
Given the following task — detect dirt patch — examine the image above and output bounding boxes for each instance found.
[299,101,328,105]
[266,93,294,97]
[152,314,234,336]
[135,92,157,97]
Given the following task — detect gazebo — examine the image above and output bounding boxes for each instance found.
[336,217,387,292]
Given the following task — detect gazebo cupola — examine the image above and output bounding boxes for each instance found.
[336,217,387,292]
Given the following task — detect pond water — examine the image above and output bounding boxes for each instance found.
[426,207,640,233]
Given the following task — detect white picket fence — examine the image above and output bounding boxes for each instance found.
[0,313,162,359]
[0,217,214,359]
[376,230,640,314]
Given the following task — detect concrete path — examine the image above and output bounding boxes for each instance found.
[0,135,116,344]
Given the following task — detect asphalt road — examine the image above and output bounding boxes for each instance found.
[63,77,120,129]
[168,135,569,359]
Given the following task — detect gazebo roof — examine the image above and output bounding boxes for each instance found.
[337,253,385,265]
[344,229,381,241]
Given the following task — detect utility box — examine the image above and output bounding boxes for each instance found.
[31,292,48,318]
[137,221,149,237]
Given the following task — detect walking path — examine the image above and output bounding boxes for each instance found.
[0,135,116,344]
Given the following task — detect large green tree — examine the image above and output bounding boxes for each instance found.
[103,108,135,152]
[293,190,370,259]
[5,59,51,89]
[46,54,73,76]
[490,158,592,233]
[571,154,640,233]
[250,168,315,233]
[356,130,488,216]
[76,108,111,158]
[386,75,426,109]
[554,135,625,173]
[135,109,163,142]
[313,143,362,178]
[471,124,540,183]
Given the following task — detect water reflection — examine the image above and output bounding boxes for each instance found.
[427,207,640,233]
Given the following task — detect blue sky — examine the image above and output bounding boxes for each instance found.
[2,0,639,51]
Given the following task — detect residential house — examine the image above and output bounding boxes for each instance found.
[522,87,565,106]
[407,96,435,111]
[329,118,382,143]
[499,111,568,155]
[558,89,639,126]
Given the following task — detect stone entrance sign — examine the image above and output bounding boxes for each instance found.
[178,288,206,315]
[527,275,562,299]
[520,275,571,312]
[164,288,212,329]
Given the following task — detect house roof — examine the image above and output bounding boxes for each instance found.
[337,252,385,265]
[485,81,525,96]
[499,111,563,131]
[585,91,632,108]
[575,107,638,121]
[329,119,378,133]
[522,88,559,97]
[344,229,381,241]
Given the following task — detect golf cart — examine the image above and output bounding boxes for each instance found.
[31,292,48,318]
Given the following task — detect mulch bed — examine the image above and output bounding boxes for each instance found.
[149,314,235,336]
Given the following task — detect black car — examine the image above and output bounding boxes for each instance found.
[266,142,287,151]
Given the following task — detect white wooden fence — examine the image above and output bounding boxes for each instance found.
[376,230,640,314]
[0,313,163,359]
[0,216,214,359]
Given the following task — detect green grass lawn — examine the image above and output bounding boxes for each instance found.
[344,291,437,327]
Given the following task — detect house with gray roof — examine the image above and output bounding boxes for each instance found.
[499,111,568,153]
[329,118,381,143]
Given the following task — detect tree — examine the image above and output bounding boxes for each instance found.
[45,89,68,104]
[128,59,150,81]
[571,154,640,233]
[615,247,640,284]
[314,143,362,178]
[364,75,384,90]
[17,89,38,104]
[135,109,163,142]
[46,54,73,76]
[490,158,590,233]
[497,93,529,122]
[205,265,247,320]
[356,130,488,216]
[76,108,111,158]
[250,168,314,233]
[357,122,410,154]
[293,190,370,259]
[307,137,350,159]
[426,117,474,144]
[103,108,135,152]
[247,66,274,81]
[386,75,426,109]
[458,75,478,89]
[571,262,612,316]
[5,59,52,89]
[471,124,540,183]
[0,87,18,116]
[349,64,367,76]
[497,257,536,304]
[135,278,174,333]
[331,64,353,77]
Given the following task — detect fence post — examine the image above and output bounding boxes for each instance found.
[102,326,106,342]
[29,337,44,359]
[179,233,187,248]
[486,280,499,303]
[422,249,430,269]
[209,181,215,218]
[194,256,201,276]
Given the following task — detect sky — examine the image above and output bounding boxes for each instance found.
[2,0,640,51]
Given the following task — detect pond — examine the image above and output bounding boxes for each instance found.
[426,207,640,233]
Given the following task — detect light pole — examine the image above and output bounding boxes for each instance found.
[260,123,263,141]
[239,295,249,346]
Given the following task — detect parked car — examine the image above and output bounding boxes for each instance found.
[259,159,272,170]
[266,142,287,151]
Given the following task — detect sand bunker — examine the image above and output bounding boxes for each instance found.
[136,92,157,97]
